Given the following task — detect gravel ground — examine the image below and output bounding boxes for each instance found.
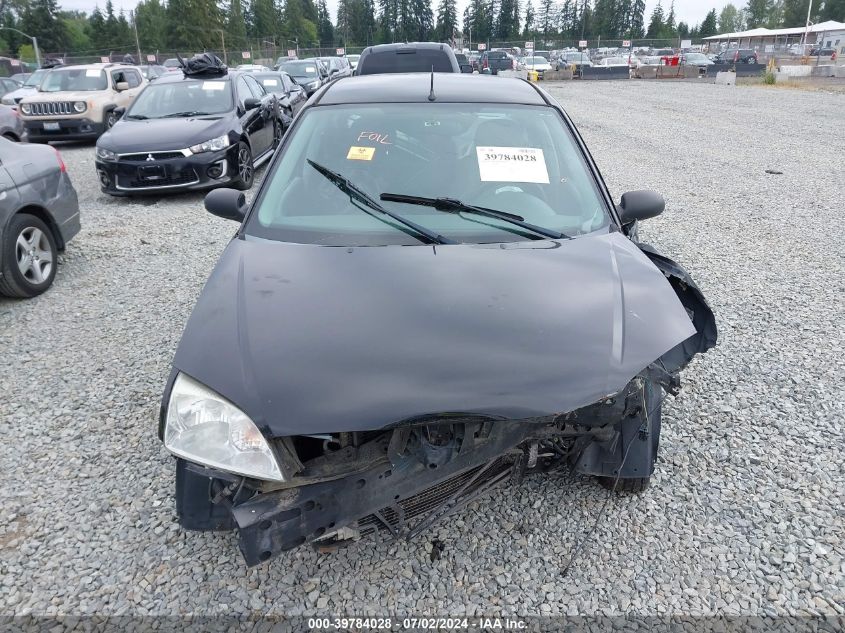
[1,81,843,618]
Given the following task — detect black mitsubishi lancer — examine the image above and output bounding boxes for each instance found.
[159,73,717,566]
[95,55,281,195]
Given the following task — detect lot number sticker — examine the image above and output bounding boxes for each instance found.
[203,81,226,90]
[476,147,549,184]
[347,146,375,161]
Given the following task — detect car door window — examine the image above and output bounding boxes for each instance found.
[280,73,293,92]
[236,77,252,108]
[125,70,142,88]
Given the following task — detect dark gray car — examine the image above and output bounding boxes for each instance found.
[0,138,80,297]
[0,105,24,141]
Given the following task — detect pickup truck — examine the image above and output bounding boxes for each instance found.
[480,50,514,75]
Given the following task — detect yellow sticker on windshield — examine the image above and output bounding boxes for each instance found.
[347,146,375,161]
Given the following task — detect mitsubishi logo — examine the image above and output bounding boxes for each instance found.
[146,154,155,161]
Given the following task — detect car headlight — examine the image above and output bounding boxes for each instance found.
[189,134,230,154]
[163,373,284,481]
[74,101,86,113]
[20,103,31,115]
[307,81,319,90]
[1,95,13,106]
[95,146,117,161]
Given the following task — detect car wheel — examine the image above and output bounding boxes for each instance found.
[233,141,254,191]
[273,120,283,147]
[105,109,118,129]
[2,133,19,142]
[0,213,58,298]
[596,476,650,493]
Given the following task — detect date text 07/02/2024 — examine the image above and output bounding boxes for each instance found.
[307,617,529,630]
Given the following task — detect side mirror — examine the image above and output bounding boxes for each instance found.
[460,64,473,73]
[618,190,665,224]
[205,188,247,222]
[330,68,339,76]
[115,81,129,91]
[243,97,261,110]
[113,106,126,118]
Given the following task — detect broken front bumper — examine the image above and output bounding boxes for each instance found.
[232,420,537,566]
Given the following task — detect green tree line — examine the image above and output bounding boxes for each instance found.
[0,0,843,58]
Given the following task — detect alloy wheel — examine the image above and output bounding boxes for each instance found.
[15,227,53,285]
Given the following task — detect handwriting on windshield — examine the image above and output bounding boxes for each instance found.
[357,132,392,145]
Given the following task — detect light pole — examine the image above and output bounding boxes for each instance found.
[801,0,813,53]
[0,27,41,67]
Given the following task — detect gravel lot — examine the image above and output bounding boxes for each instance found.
[1,81,843,618]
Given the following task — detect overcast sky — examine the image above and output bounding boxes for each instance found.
[59,0,729,32]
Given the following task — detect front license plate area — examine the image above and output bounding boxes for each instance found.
[43,122,60,131]
[138,165,166,181]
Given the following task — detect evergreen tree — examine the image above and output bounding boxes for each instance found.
[630,0,645,37]
[316,0,334,46]
[21,0,69,52]
[134,0,168,52]
[522,0,534,37]
[284,0,319,47]
[645,0,664,38]
[537,0,553,39]
[87,6,106,49]
[249,0,281,40]
[592,0,617,38]
[699,8,718,37]
[820,0,845,20]
[497,0,515,39]
[718,3,742,31]
[744,0,773,28]
[664,0,675,34]
[410,0,433,40]
[224,0,247,50]
[435,0,458,40]
[166,0,222,51]
[61,11,91,53]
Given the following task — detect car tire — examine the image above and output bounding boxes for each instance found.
[2,133,19,142]
[273,120,283,148]
[596,476,650,493]
[233,141,254,191]
[0,213,58,298]
[105,109,119,129]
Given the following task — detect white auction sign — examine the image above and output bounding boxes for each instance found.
[336,48,345,55]
[578,40,588,48]
[478,43,487,51]
[100,56,109,63]
[287,49,296,57]
[681,39,692,49]
[242,51,251,59]
[622,39,631,47]
[525,41,534,50]
[146,54,156,62]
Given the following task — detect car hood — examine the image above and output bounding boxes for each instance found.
[171,231,696,436]
[98,116,230,152]
[24,90,105,102]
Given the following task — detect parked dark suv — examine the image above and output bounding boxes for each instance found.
[715,48,758,64]
[356,42,460,74]
[480,50,514,75]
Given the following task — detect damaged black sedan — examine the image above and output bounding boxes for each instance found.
[159,74,716,566]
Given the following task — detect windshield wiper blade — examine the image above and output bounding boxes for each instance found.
[306,160,455,245]
[380,193,570,240]
[124,114,148,120]
[160,111,208,118]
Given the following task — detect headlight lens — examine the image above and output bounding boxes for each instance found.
[189,134,230,154]
[74,101,86,113]
[20,103,31,115]
[95,146,117,161]
[163,373,284,481]
[1,95,13,105]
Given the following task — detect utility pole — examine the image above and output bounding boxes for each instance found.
[132,11,142,63]
[0,27,41,67]
[801,0,813,51]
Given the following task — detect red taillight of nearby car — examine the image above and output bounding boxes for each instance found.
[54,148,66,173]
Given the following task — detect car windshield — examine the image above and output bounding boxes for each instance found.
[685,53,707,61]
[24,70,48,87]
[254,73,285,93]
[281,61,318,79]
[565,53,588,61]
[247,103,610,246]
[40,68,107,92]
[126,79,233,118]
[525,57,547,64]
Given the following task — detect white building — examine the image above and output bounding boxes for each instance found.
[703,20,845,55]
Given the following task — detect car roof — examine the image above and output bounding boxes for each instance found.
[153,70,236,84]
[317,73,547,105]
[362,42,454,54]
